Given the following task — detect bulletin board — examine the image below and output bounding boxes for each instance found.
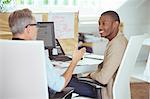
[0,13,10,32]
[58,12,78,54]
[0,13,12,39]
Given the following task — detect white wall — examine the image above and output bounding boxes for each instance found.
[78,0,150,38]
[118,0,150,61]
[147,0,150,33]
[118,0,150,38]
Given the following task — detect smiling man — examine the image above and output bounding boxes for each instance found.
[89,10,128,99]
[67,10,128,99]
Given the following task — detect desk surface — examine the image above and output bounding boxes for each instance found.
[52,56,103,75]
[52,57,102,67]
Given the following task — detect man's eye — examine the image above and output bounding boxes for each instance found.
[101,22,105,25]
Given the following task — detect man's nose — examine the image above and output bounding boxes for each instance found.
[99,28,102,32]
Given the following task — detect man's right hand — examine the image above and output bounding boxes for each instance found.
[71,47,86,64]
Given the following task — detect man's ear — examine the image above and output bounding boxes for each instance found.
[113,21,119,29]
[115,21,119,27]
[25,26,31,34]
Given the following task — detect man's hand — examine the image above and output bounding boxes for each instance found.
[71,47,86,64]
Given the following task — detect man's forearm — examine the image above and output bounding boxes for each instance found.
[63,61,77,88]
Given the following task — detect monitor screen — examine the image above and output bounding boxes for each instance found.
[37,22,55,49]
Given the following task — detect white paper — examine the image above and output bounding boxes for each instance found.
[33,13,42,22]
[77,58,103,66]
[84,53,104,60]
[48,12,75,39]
[52,48,58,55]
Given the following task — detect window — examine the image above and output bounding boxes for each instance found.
[14,0,127,14]
[9,0,127,21]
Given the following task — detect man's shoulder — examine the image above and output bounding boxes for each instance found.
[113,33,128,44]
[109,34,128,50]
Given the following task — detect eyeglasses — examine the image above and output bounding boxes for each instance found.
[25,24,38,28]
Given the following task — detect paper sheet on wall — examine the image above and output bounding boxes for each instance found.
[33,13,42,22]
[48,12,74,39]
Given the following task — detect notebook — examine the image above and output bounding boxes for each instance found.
[0,40,48,99]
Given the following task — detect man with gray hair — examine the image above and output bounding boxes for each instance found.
[8,8,86,95]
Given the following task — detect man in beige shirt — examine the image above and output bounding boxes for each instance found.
[68,10,128,99]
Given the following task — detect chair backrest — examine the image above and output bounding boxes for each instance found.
[0,40,48,99]
[113,34,147,99]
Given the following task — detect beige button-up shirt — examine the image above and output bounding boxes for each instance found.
[90,32,128,99]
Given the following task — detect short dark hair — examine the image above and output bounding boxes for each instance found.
[101,10,120,23]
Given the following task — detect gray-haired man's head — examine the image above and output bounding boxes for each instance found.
[8,8,34,35]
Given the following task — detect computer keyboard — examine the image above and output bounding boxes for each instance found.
[50,55,72,62]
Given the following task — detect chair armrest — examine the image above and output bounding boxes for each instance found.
[78,77,107,89]
[51,87,74,99]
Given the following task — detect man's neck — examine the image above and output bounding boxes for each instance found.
[107,33,118,41]
[107,29,119,41]
[13,33,29,40]
[12,38,24,40]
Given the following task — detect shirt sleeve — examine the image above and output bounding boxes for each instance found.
[45,56,65,92]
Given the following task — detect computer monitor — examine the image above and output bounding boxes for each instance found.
[37,22,56,49]
[36,22,71,61]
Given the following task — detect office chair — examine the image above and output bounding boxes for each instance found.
[76,34,147,99]
[48,87,74,99]
[0,40,74,99]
